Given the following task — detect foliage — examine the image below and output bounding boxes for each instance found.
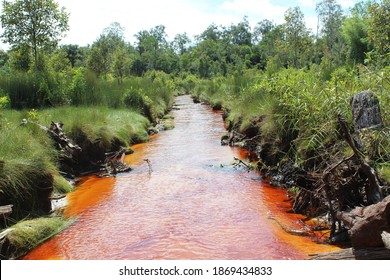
[368,0,390,65]
[4,216,71,259]
[283,7,312,68]
[0,0,69,71]
[193,65,389,173]
[0,96,10,109]
[0,119,57,218]
[316,0,345,68]
[341,1,372,65]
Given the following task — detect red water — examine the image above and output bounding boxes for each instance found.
[24,95,338,260]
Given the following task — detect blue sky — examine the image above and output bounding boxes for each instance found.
[1,0,361,48]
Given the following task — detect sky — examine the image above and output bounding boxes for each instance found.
[1,0,361,49]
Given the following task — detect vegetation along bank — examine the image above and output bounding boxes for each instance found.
[0,0,390,259]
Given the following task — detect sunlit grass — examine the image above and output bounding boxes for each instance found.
[192,66,389,175]
[3,216,72,259]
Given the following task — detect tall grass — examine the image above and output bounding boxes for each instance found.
[38,106,151,147]
[192,65,389,173]
[0,105,152,222]
[0,121,57,218]
[0,69,176,124]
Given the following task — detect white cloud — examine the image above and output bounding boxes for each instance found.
[339,0,358,9]
[220,0,287,23]
[56,0,292,46]
[298,0,316,8]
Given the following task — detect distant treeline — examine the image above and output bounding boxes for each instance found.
[0,1,390,109]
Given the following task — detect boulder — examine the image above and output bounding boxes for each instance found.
[350,90,383,130]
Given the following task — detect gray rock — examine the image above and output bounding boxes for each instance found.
[350,90,383,130]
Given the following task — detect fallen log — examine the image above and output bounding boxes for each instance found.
[22,120,82,159]
[337,196,390,248]
[310,247,390,260]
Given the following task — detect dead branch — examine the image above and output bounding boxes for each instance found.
[233,157,253,171]
[338,115,383,203]
[144,159,152,175]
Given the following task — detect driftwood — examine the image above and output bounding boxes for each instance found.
[233,157,254,171]
[382,232,390,249]
[0,205,13,216]
[22,120,82,159]
[144,159,152,175]
[47,121,82,158]
[310,247,390,260]
[315,116,385,240]
[291,96,386,243]
[98,147,132,177]
[268,215,314,237]
[337,196,390,248]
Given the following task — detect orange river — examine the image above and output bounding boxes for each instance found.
[24,95,340,260]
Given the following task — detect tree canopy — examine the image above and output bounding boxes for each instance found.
[0,0,69,71]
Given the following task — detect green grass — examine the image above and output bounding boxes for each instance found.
[0,105,152,223]
[192,65,389,175]
[0,70,177,258]
[38,106,151,147]
[2,216,72,259]
[0,121,58,218]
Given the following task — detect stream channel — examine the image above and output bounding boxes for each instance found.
[24,95,339,260]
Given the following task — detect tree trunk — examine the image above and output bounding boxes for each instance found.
[310,247,390,260]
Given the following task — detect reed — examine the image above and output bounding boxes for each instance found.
[192,65,389,174]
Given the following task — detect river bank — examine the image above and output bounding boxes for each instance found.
[0,103,174,259]
[0,87,386,258]
[21,95,340,260]
[191,80,390,257]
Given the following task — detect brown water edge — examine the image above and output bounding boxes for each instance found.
[24,95,340,260]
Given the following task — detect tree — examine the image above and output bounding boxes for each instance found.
[257,24,285,70]
[1,0,69,72]
[253,19,276,43]
[112,44,131,84]
[87,22,126,78]
[8,46,31,72]
[316,0,345,66]
[284,7,312,68]
[102,22,126,54]
[368,0,390,64]
[341,1,373,64]
[196,23,222,42]
[134,25,176,73]
[87,37,111,78]
[172,33,191,55]
[0,49,9,67]
[47,48,71,72]
[62,44,82,68]
[227,17,252,46]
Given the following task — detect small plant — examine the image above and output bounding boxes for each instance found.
[289,186,300,196]
[0,95,10,109]
[27,109,40,123]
